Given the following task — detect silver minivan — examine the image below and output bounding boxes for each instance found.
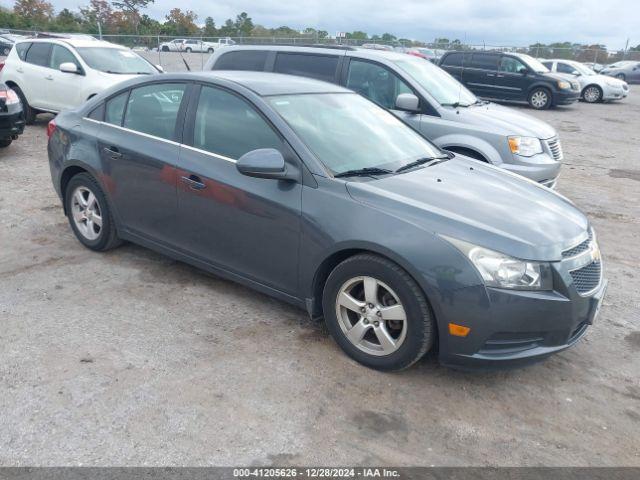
[205,46,563,187]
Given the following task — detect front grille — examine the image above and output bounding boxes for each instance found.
[544,136,564,161]
[562,229,593,258]
[570,260,602,295]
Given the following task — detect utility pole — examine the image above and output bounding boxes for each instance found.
[97,21,102,40]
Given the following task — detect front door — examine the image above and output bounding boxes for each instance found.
[96,82,188,245]
[47,44,85,111]
[176,84,302,295]
[494,55,530,101]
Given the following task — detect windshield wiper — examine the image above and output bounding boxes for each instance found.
[334,167,393,178]
[103,70,151,75]
[395,156,449,173]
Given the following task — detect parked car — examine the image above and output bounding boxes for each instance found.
[205,46,563,187]
[0,38,161,124]
[583,62,605,73]
[0,34,25,56]
[181,39,216,53]
[159,39,186,52]
[47,71,606,371]
[439,51,581,109]
[541,59,629,103]
[410,47,438,62]
[0,82,25,148]
[600,60,640,83]
[361,43,394,51]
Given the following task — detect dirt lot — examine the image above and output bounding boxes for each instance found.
[0,88,639,467]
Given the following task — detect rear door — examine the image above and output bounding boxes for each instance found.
[439,52,470,82]
[273,52,341,83]
[21,42,53,109]
[175,84,302,294]
[211,50,270,71]
[463,53,500,98]
[46,44,85,111]
[96,82,190,245]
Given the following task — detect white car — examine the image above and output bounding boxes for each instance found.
[180,39,216,53]
[0,37,160,123]
[159,39,186,52]
[542,59,629,103]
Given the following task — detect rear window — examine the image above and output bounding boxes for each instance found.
[15,42,31,61]
[213,50,269,71]
[469,53,500,70]
[25,42,52,67]
[274,53,338,82]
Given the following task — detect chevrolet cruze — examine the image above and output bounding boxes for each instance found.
[47,72,607,371]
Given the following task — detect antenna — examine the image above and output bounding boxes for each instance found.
[457,32,467,110]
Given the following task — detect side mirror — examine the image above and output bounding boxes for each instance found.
[59,62,79,74]
[155,65,164,73]
[395,93,420,113]
[236,148,292,180]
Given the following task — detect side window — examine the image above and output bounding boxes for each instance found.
[556,62,576,74]
[193,86,282,159]
[213,50,269,71]
[542,61,553,70]
[50,45,79,70]
[123,83,186,140]
[499,56,528,74]
[105,91,128,126]
[441,53,462,66]
[346,60,413,110]
[15,42,31,61]
[25,42,52,67]
[88,104,104,121]
[274,53,338,82]
[470,53,500,71]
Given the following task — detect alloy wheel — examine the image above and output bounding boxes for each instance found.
[335,276,407,356]
[583,86,601,103]
[530,90,549,109]
[71,186,103,241]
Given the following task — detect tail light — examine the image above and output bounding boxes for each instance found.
[0,61,4,72]
[0,89,20,105]
[47,119,57,139]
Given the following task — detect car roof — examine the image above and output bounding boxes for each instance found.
[168,71,351,96]
[214,44,411,62]
[16,38,125,49]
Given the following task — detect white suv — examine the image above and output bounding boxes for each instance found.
[0,38,160,123]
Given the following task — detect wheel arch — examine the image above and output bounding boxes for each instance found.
[436,134,503,165]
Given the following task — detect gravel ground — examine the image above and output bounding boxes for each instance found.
[0,87,639,467]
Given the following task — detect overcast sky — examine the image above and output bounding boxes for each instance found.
[6,0,639,49]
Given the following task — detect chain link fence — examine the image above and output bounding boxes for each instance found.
[2,28,638,72]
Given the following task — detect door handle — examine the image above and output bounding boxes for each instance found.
[496,74,505,78]
[45,75,53,80]
[103,146,123,159]
[181,175,206,190]
[486,73,496,77]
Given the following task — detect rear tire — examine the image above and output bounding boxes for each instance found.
[161,46,169,52]
[582,85,603,103]
[65,173,121,252]
[12,86,36,125]
[207,48,214,53]
[185,47,192,53]
[322,254,434,371]
[528,87,552,110]
[0,138,12,148]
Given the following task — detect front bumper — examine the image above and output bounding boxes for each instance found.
[553,89,580,105]
[435,257,607,370]
[602,84,629,101]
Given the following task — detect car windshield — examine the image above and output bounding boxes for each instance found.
[570,62,596,76]
[391,55,478,106]
[518,54,549,73]
[76,47,157,74]
[269,93,444,175]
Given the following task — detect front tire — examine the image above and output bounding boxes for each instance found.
[528,87,552,110]
[185,47,192,53]
[322,254,434,371]
[12,86,36,125]
[207,48,214,53]
[0,138,12,148]
[582,85,603,103]
[65,173,121,252]
[161,46,169,52]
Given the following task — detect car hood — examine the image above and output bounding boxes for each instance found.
[346,157,588,261]
[451,101,557,138]
[96,71,148,84]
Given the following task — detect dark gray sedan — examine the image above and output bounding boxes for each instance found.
[47,71,607,371]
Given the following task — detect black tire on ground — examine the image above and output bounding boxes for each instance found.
[582,85,603,103]
[64,172,121,252]
[12,86,36,125]
[161,46,169,52]
[528,87,553,110]
[322,253,435,371]
[185,47,192,53]
[616,73,626,81]
[207,48,214,53]
[0,138,12,148]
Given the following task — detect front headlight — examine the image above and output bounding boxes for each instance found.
[444,237,553,290]
[557,80,571,89]
[508,136,543,157]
